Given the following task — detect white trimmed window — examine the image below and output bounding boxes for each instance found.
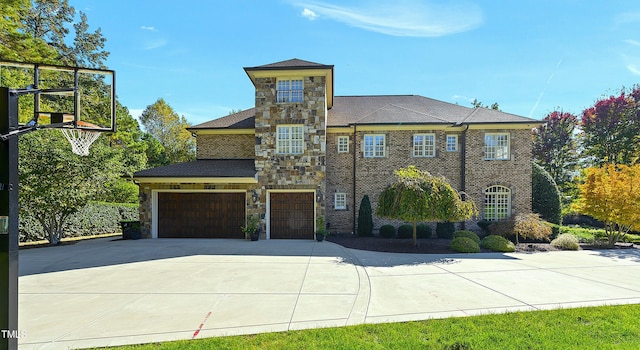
[337,136,349,153]
[484,185,511,221]
[276,125,304,154]
[484,133,510,160]
[446,135,458,152]
[413,133,436,157]
[334,193,347,210]
[277,79,303,103]
[363,134,385,158]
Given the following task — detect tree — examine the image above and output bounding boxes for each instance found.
[532,163,562,229]
[18,130,125,244]
[140,98,196,164]
[357,195,373,237]
[471,99,500,110]
[573,164,640,247]
[376,166,478,246]
[0,0,58,62]
[532,110,579,194]
[581,88,640,166]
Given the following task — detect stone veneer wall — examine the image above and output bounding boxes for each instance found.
[137,182,258,238]
[252,76,328,229]
[196,134,254,159]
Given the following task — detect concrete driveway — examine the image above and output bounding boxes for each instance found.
[18,238,640,349]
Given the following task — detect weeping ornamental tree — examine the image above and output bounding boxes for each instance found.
[376,166,478,246]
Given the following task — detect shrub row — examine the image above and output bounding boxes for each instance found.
[378,224,433,239]
[19,202,138,242]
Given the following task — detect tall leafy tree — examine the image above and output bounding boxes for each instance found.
[376,166,477,246]
[573,164,640,247]
[140,98,196,164]
[532,110,579,193]
[0,0,57,62]
[581,88,640,166]
[18,130,125,244]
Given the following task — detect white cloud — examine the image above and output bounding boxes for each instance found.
[302,8,318,20]
[140,26,157,31]
[293,0,483,37]
[627,64,640,75]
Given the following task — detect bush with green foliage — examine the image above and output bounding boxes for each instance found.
[357,195,374,237]
[489,213,553,243]
[551,233,581,250]
[436,222,456,239]
[449,237,480,253]
[481,235,516,252]
[477,220,492,235]
[379,224,396,238]
[19,202,138,242]
[397,224,413,239]
[453,230,480,244]
[416,223,432,238]
[532,163,562,230]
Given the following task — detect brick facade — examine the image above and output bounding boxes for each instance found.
[196,134,253,159]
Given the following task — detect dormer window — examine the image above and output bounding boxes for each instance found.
[277,79,303,103]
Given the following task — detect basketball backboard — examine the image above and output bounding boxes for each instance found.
[0,61,115,132]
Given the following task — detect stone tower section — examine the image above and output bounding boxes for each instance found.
[244,59,334,232]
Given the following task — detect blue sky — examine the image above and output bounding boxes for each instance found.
[73,0,640,125]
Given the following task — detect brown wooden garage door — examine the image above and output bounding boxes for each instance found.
[270,192,314,239]
[158,192,245,238]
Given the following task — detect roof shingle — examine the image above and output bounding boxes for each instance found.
[134,159,256,178]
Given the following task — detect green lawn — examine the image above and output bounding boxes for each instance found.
[96,304,640,350]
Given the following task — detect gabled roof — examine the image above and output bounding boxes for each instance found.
[190,95,538,130]
[243,58,333,70]
[133,159,256,178]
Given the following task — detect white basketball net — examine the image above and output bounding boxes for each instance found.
[61,128,101,156]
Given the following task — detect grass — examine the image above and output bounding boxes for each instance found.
[94,304,640,350]
[558,225,640,245]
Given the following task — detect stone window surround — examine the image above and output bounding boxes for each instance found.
[412,133,436,157]
[483,185,511,221]
[363,134,386,158]
[334,192,347,210]
[276,78,304,103]
[446,134,459,152]
[484,132,510,160]
[337,136,349,153]
[276,125,304,154]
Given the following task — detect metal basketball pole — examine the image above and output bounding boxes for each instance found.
[0,87,19,349]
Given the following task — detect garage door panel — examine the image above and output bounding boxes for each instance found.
[158,192,245,238]
[270,192,314,239]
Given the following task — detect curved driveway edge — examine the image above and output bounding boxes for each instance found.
[18,238,640,349]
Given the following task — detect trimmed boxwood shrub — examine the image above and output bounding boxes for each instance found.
[436,222,455,239]
[481,235,515,252]
[379,224,396,238]
[449,237,480,253]
[416,223,432,238]
[452,230,480,244]
[397,224,413,239]
[551,233,580,250]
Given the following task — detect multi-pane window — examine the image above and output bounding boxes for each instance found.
[276,125,304,154]
[363,134,385,158]
[484,185,511,221]
[484,133,510,160]
[446,135,458,152]
[334,193,347,210]
[277,79,303,103]
[337,136,349,153]
[413,133,436,157]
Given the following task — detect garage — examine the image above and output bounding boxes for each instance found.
[269,192,315,239]
[157,192,245,238]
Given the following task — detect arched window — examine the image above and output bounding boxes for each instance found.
[484,186,511,221]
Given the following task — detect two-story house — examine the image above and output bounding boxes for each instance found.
[133,59,540,239]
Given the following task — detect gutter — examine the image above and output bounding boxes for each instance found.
[352,123,357,235]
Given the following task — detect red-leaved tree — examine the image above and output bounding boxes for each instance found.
[532,111,579,191]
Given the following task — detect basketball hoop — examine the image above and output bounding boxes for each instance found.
[61,121,101,156]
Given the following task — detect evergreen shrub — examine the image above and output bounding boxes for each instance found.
[436,222,455,239]
[379,224,396,238]
[416,223,432,238]
[452,230,480,244]
[397,224,413,239]
[449,237,480,253]
[551,233,580,250]
[481,235,515,252]
[357,195,374,237]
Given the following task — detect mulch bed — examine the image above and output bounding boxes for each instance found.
[326,233,639,254]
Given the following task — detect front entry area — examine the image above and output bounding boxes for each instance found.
[269,192,315,239]
[157,192,245,238]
